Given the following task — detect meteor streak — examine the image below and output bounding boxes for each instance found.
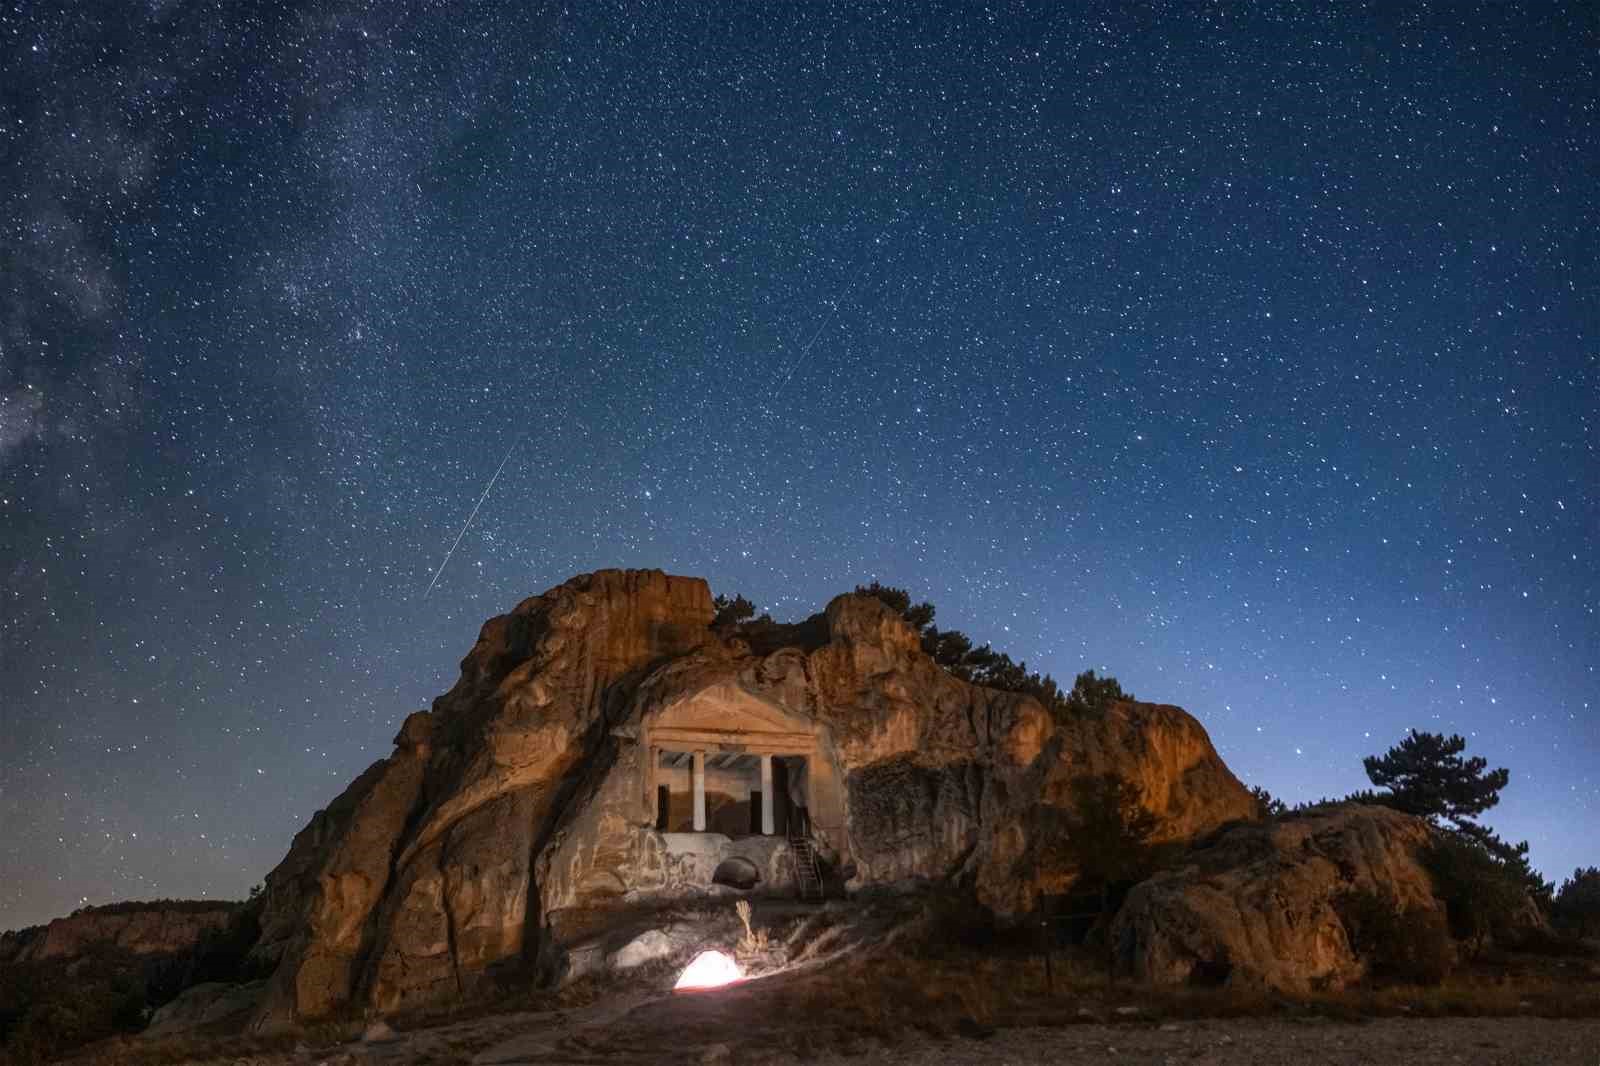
[422,431,524,599]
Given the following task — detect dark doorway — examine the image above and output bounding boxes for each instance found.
[655,784,670,831]
[772,758,792,835]
[749,790,763,835]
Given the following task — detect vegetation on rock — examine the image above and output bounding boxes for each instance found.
[1362,729,1509,825]
[1422,832,1535,958]
[1249,785,1288,819]
[1335,886,1453,986]
[710,593,758,628]
[850,582,1132,718]
[1553,867,1600,938]
[1052,773,1160,888]
[1358,730,1549,902]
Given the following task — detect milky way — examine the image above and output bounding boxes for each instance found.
[2,2,1594,930]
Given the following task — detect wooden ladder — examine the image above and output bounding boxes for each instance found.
[787,810,824,903]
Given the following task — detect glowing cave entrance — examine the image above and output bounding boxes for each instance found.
[640,682,840,840]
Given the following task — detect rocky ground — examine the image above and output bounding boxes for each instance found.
[81,954,1600,1066]
[99,1000,1600,1066]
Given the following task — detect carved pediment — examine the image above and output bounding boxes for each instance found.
[649,682,814,742]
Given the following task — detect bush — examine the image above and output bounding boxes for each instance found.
[849,584,1133,717]
[1422,833,1532,957]
[711,594,756,628]
[1337,888,1453,985]
[1062,670,1128,715]
[1249,786,1287,819]
[1553,867,1600,938]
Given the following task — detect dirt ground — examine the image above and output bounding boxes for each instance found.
[79,908,1600,1066]
[461,988,1600,1066]
[119,975,1600,1066]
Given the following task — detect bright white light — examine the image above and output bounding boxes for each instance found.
[673,950,743,991]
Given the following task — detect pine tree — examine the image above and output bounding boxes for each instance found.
[1362,730,1509,825]
[1054,773,1160,893]
[1363,731,1548,901]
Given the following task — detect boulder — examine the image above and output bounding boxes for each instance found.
[712,857,761,890]
[145,981,266,1038]
[1111,804,1444,993]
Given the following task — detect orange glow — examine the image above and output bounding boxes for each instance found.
[673,949,743,990]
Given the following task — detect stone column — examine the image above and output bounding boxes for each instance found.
[646,746,658,822]
[692,750,706,832]
[759,754,775,835]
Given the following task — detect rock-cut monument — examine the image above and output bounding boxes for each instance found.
[246,569,1259,1029]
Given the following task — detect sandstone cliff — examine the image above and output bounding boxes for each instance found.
[249,569,1256,1028]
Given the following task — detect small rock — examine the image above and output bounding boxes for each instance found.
[361,1019,399,1044]
[1160,1022,1182,1031]
[1114,1005,1143,1017]
[701,1042,731,1065]
[956,1016,997,1040]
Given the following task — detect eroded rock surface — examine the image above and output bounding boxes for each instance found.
[251,568,1255,1025]
[1111,804,1444,993]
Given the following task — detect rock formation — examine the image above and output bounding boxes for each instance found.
[1111,804,1446,992]
[0,903,235,964]
[248,569,1257,1029]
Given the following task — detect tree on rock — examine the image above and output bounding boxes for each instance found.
[1554,867,1600,937]
[1051,773,1161,911]
[1362,730,1509,825]
[711,594,756,628]
[1064,670,1129,716]
[1363,730,1548,906]
[849,582,1132,722]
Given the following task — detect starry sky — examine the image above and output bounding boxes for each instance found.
[1,1,1595,932]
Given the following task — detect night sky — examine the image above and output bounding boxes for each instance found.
[2,2,1595,932]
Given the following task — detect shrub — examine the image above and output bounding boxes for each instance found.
[1249,786,1287,819]
[1553,867,1600,938]
[1422,833,1531,957]
[1038,773,1162,920]
[734,899,769,956]
[1062,670,1128,715]
[1336,888,1453,985]
[848,584,1134,719]
[711,594,756,628]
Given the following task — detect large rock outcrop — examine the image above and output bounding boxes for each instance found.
[1111,804,1445,993]
[250,569,1255,1028]
[0,903,235,964]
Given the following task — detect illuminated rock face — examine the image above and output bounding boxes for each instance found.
[673,950,742,990]
[1112,805,1446,994]
[251,569,1256,1027]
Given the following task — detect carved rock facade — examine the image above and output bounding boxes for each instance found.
[250,569,1255,1027]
